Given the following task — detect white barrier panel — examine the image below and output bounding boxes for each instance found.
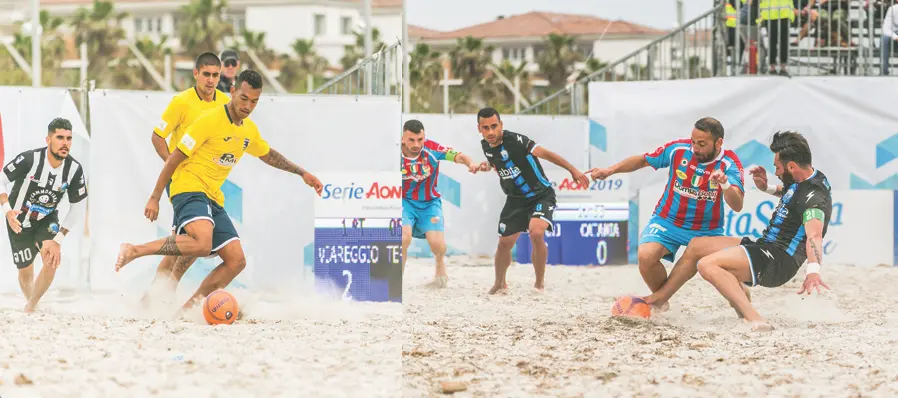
[0,87,90,293]
[589,77,898,192]
[401,114,589,257]
[638,185,894,266]
[314,172,401,302]
[89,91,400,293]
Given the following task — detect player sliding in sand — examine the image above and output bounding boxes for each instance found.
[588,117,745,312]
[475,107,588,294]
[114,70,323,315]
[400,119,481,288]
[643,131,832,331]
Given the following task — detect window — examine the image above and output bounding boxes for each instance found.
[156,17,162,33]
[341,16,352,35]
[314,14,326,35]
[135,18,143,32]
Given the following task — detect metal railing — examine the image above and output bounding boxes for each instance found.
[521,0,893,115]
[520,5,722,115]
[311,40,403,96]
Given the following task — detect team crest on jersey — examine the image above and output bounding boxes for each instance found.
[216,153,237,167]
[48,222,60,234]
[500,150,509,161]
[243,138,250,150]
[691,175,702,187]
[675,170,687,180]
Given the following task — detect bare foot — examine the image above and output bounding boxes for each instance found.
[115,243,138,272]
[425,275,449,289]
[23,302,35,313]
[745,319,774,332]
[533,281,544,292]
[488,283,508,295]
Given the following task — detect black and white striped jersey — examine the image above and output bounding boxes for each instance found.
[2,147,88,228]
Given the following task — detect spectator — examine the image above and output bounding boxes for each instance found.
[818,0,851,47]
[793,0,821,45]
[882,1,898,75]
[217,49,241,94]
[739,0,768,72]
[758,0,795,76]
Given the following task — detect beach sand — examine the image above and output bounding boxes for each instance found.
[0,288,402,398]
[402,257,898,397]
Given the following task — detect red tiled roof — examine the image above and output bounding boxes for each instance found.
[422,11,667,40]
[408,24,441,38]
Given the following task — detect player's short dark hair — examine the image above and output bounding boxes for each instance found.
[404,119,424,134]
[47,117,72,134]
[694,117,724,140]
[235,69,263,90]
[477,107,501,123]
[770,131,812,166]
[195,52,221,70]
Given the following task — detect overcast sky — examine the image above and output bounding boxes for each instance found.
[407,0,713,31]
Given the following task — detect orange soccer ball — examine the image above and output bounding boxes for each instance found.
[202,289,239,325]
[610,296,651,319]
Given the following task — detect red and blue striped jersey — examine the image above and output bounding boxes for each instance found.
[644,138,745,230]
[401,140,459,202]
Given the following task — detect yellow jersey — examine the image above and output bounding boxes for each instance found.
[153,87,231,154]
[170,105,271,207]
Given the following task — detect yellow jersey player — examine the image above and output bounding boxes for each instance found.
[143,52,230,309]
[116,69,323,314]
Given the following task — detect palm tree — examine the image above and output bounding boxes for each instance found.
[447,36,494,112]
[483,60,531,115]
[535,33,584,91]
[278,39,329,93]
[109,36,172,90]
[239,30,276,68]
[407,43,442,112]
[177,0,233,58]
[10,10,67,86]
[340,27,385,70]
[71,0,128,86]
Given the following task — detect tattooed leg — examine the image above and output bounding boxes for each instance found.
[169,256,199,282]
[115,220,214,271]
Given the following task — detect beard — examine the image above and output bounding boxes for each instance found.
[779,169,796,186]
[50,148,67,161]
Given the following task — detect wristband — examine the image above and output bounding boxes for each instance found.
[806,262,820,275]
[1,202,10,213]
[720,181,731,190]
[53,232,65,245]
[764,185,778,195]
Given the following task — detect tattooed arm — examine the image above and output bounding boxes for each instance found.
[258,148,307,177]
[798,205,831,295]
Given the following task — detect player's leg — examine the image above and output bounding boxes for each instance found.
[527,195,555,291]
[420,199,447,287]
[168,255,199,283]
[400,199,418,275]
[636,218,678,294]
[179,204,243,311]
[489,197,528,294]
[695,245,769,331]
[116,193,216,269]
[8,225,36,300]
[25,220,67,312]
[18,264,34,300]
[645,235,744,309]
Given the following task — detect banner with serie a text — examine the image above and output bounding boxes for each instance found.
[314,172,402,303]
[0,87,90,294]
[88,90,400,297]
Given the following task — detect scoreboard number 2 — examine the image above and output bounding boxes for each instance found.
[342,269,353,301]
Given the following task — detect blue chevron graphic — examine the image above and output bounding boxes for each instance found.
[850,133,898,189]
[304,242,314,266]
[589,120,607,151]
[221,179,243,223]
[437,174,461,207]
[408,239,466,258]
[734,140,773,170]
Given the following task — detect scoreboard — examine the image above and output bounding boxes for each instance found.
[313,172,402,303]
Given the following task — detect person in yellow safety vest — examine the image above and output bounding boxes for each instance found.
[758,0,795,76]
[726,2,738,28]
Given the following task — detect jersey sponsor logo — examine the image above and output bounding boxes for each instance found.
[224,137,232,142]
[6,164,14,172]
[78,187,86,196]
[782,186,795,202]
[15,155,24,164]
[216,153,237,167]
[496,166,521,180]
[673,181,718,201]
[48,222,59,234]
[321,182,402,200]
[675,170,688,180]
[709,180,719,189]
[180,134,197,151]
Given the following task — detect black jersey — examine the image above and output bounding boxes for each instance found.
[481,130,553,199]
[2,148,88,229]
[757,170,832,265]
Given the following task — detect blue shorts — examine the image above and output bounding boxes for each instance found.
[171,192,239,254]
[402,198,444,239]
[638,215,724,262]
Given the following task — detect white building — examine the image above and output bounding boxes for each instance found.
[29,0,401,68]
[409,11,671,77]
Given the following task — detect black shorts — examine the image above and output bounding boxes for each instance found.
[6,214,59,269]
[497,190,556,237]
[171,192,239,254]
[739,237,801,288]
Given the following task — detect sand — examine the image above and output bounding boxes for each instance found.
[403,257,898,397]
[0,287,402,398]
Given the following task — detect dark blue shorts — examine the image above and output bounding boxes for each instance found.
[171,192,239,254]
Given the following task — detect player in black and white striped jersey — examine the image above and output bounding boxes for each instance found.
[0,118,88,313]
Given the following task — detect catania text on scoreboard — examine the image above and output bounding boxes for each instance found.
[321,182,402,200]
